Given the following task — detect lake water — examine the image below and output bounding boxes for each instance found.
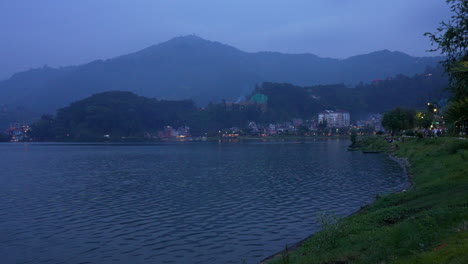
[0,139,408,264]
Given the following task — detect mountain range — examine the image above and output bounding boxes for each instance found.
[0,35,443,114]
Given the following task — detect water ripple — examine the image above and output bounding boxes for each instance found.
[0,140,408,264]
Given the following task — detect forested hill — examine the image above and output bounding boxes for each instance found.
[254,66,449,120]
[30,91,197,141]
[29,66,449,141]
[0,35,442,114]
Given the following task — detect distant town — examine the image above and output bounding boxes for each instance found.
[1,109,389,142]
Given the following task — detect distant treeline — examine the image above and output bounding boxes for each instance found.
[28,67,449,141]
[258,66,449,121]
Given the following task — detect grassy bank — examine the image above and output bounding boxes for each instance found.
[268,136,468,264]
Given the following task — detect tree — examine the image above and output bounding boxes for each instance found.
[350,128,358,146]
[450,60,468,99]
[317,119,328,133]
[29,114,56,141]
[0,132,11,142]
[425,0,468,134]
[382,107,416,133]
[445,97,468,133]
[318,119,327,129]
[297,125,310,136]
[425,0,468,73]
[415,111,434,129]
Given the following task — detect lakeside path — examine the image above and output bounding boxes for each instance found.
[264,136,468,264]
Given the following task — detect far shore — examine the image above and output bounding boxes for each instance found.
[2,134,356,144]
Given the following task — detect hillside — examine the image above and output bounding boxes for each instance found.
[30,91,197,141]
[28,65,449,141]
[254,66,449,121]
[0,35,442,116]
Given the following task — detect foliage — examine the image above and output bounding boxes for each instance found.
[0,132,11,142]
[253,67,448,121]
[269,137,468,264]
[445,97,468,133]
[30,91,198,141]
[314,212,344,250]
[29,114,57,141]
[382,107,416,132]
[186,103,262,136]
[425,0,468,72]
[350,135,392,153]
[26,66,451,141]
[317,119,327,132]
[255,82,320,122]
[350,134,357,145]
[28,91,266,140]
[426,1,468,134]
[415,111,434,129]
[449,60,468,99]
[445,61,468,134]
[297,125,310,136]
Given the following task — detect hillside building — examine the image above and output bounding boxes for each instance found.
[318,110,350,128]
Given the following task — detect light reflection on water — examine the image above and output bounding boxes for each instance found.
[0,140,408,264]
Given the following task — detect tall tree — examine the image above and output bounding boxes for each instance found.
[425,0,468,133]
[425,0,468,72]
[382,107,416,133]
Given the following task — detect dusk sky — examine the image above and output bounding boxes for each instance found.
[0,0,452,80]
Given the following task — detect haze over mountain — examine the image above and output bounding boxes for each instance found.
[0,35,443,114]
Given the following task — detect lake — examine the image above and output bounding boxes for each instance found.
[0,139,408,264]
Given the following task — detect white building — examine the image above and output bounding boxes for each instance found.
[318,110,350,128]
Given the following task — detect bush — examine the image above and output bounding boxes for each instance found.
[443,140,468,154]
[0,133,11,142]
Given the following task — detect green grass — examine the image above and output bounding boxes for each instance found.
[350,135,393,152]
[268,137,468,264]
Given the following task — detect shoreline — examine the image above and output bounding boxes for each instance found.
[261,136,468,263]
[259,147,412,264]
[388,154,412,185]
[5,135,354,144]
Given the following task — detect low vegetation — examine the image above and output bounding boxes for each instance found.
[349,135,392,153]
[268,136,468,264]
[0,132,11,142]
